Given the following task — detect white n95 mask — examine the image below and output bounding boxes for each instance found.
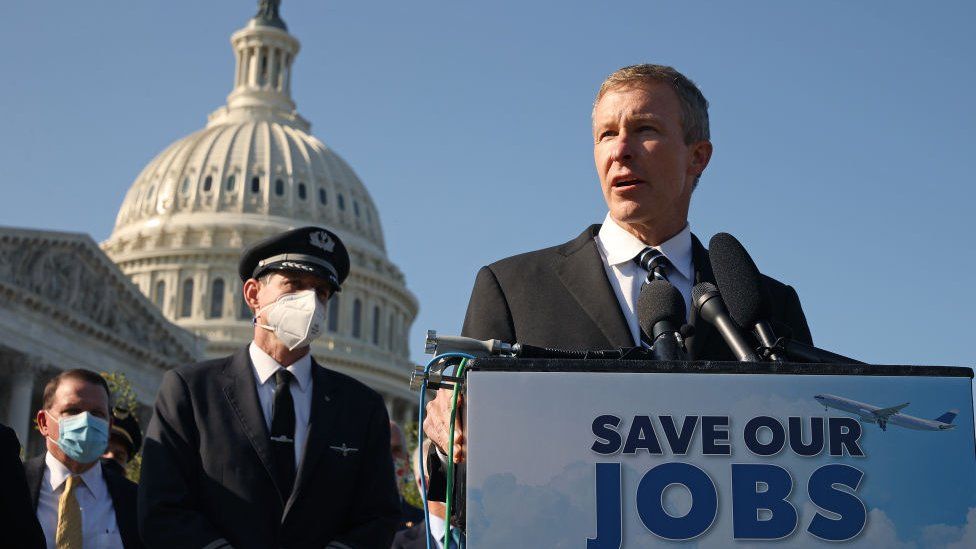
[255,290,326,350]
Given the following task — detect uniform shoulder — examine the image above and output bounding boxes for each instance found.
[391,522,426,546]
[321,365,385,405]
[0,423,17,449]
[167,355,233,381]
[159,356,238,399]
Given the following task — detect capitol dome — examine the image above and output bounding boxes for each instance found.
[102,2,419,421]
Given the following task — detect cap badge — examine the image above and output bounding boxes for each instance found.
[310,231,335,252]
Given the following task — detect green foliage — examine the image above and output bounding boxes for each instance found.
[126,453,142,483]
[401,420,423,508]
[100,371,142,483]
[101,371,138,413]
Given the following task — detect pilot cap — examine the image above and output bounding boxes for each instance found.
[238,226,350,291]
[110,406,142,460]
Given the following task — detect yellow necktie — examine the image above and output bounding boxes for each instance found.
[56,474,83,549]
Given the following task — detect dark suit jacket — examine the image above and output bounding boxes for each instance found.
[0,425,45,549]
[24,454,142,549]
[429,225,814,525]
[461,225,812,358]
[399,500,425,530]
[138,346,400,549]
[390,521,433,549]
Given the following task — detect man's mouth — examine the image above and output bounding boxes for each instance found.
[612,178,644,189]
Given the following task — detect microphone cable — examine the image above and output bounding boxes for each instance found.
[416,352,473,549]
[444,357,469,549]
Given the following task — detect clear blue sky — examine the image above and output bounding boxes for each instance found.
[1,1,973,370]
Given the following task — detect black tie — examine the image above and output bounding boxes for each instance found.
[634,248,673,347]
[634,247,672,287]
[271,369,296,498]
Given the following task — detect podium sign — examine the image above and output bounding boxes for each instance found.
[464,360,975,548]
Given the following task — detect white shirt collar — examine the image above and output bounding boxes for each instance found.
[427,512,448,548]
[44,450,106,500]
[597,212,694,281]
[248,341,313,391]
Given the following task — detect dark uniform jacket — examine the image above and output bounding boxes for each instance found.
[24,455,143,549]
[138,346,400,549]
[390,521,434,549]
[429,225,814,524]
[0,424,46,549]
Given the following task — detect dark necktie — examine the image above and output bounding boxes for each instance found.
[271,369,296,498]
[634,247,673,346]
[634,247,672,287]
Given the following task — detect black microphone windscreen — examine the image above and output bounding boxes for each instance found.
[708,232,769,327]
[691,281,718,309]
[637,279,686,337]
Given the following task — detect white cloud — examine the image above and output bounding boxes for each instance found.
[922,507,976,549]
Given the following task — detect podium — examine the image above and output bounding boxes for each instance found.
[462,358,975,548]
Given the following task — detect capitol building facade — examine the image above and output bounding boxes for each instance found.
[0,2,418,449]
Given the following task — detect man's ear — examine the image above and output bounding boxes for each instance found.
[688,140,713,178]
[242,278,261,313]
[36,409,53,437]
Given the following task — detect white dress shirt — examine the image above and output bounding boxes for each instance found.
[594,213,695,345]
[36,451,123,549]
[427,512,460,549]
[249,341,314,467]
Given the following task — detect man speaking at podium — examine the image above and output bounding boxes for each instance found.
[423,64,813,510]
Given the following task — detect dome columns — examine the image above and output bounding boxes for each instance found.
[227,26,299,113]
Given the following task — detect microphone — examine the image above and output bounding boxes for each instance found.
[424,330,516,357]
[424,330,637,360]
[774,338,864,365]
[637,279,689,361]
[692,282,760,362]
[708,233,783,361]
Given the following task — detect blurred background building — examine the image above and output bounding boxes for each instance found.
[1,1,418,454]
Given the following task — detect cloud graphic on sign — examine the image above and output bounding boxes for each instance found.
[921,507,976,549]
[467,461,595,548]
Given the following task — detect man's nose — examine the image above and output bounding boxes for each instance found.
[609,136,632,163]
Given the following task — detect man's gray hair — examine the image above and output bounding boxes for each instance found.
[594,64,710,145]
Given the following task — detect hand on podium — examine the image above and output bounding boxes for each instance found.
[424,388,466,463]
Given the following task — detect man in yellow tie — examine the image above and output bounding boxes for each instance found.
[23,369,143,549]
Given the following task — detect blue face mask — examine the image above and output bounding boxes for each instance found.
[48,411,109,464]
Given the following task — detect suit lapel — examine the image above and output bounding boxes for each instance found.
[222,347,281,499]
[24,456,44,511]
[687,234,718,360]
[101,463,136,548]
[555,225,634,348]
[282,359,341,520]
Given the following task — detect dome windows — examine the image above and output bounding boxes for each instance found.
[275,178,284,196]
[327,294,340,332]
[180,177,191,195]
[338,193,346,211]
[353,200,360,218]
[203,175,213,192]
[372,305,380,345]
[251,176,261,193]
[318,188,327,205]
[145,184,157,211]
[180,278,194,318]
[298,182,307,200]
[154,280,166,310]
[226,175,236,192]
[352,298,362,339]
[210,278,225,318]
